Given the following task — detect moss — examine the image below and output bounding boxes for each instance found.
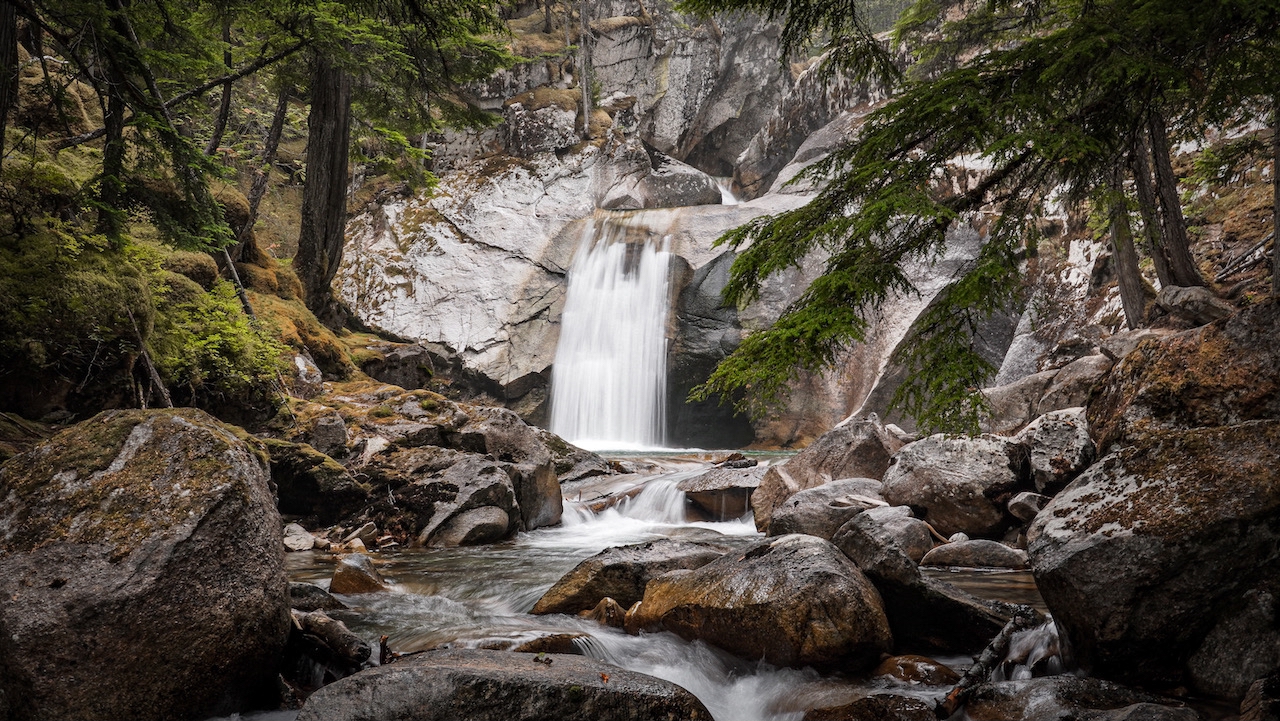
[504,87,581,113]
[248,290,355,378]
[370,405,395,418]
[162,251,220,290]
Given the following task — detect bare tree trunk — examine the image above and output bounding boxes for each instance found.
[98,85,127,239]
[1147,111,1205,287]
[543,0,553,33]
[1130,136,1173,288]
[295,54,352,325]
[1273,94,1279,297]
[1110,169,1146,330]
[0,0,17,172]
[230,83,289,262]
[204,17,233,156]
[578,0,591,139]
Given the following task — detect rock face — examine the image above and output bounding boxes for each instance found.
[0,409,290,721]
[531,539,728,615]
[1028,421,1280,697]
[677,465,763,520]
[880,434,1027,538]
[1088,300,1280,450]
[634,535,892,668]
[295,649,712,721]
[766,478,885,540]
[753,415,902,530]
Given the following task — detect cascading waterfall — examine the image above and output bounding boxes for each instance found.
[549,217,672,450]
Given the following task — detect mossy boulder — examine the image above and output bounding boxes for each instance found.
[0,409,291,721]
[1087,300,1280,451]
[1028,420,1280,699]
[264,439,372,526]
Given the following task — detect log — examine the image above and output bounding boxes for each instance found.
[935,605,1046,719]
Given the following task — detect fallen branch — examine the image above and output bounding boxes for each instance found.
[935,605,1046,719]
[1215,231,1274,282]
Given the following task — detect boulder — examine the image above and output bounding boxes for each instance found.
[284,522,318,551]
[534,427,612,483]
[982,369,1060,435]
[359,342,435,390]
[873,654,961,685]
[532,539,728,615]
[833,512,1015,654]
[290,582,348,612]
[767,478,885,540]
[1007,491,1050,523]
[456,406,562,531]
[880,434,1027,538]
[581,597,628,628]
[265,439,370,526]
[632,534,893,668]
[294,649,712,721]
[309,411,349,456]
[857,505,935,563]
[1156,285,1235,326]
[502,90,579,157]
[330,554,389,594]
[406,455,520,547]
[0,409,290,721]
[1036,354,1114,416]
[1028,421,1280,697]
[803,694,935,721]
[920,540,1029,569]
[677,466,764,520]
[430,505,511,547]
[1099,328,1172,362]
[1013,408,1096,493]
[961,677,1190,721]
[1088,300,1280,450]
[753,415,902,531]
[1241,671,1280,721]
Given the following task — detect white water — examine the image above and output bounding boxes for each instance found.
[715,177,739,205]
[549,218,673,451]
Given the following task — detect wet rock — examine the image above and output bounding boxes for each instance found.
[1029,421,1280,697]
[512,633,587,655]
[581,597,628,628]
[1156,285,1235,326]
[534,427,612,483]
[330,554,389,594]
[873,654,960,685]
[532,539,728,615]
[407,455,520,546]
[948,532,970,543]
[982,369,1060,435]
[803,694,935,721]
[294,648,712,721]
[284,522,318,551]
[880,434,1027,539]
[633,534,893,668]
[961,677,1187,721]
[309,411,349,456]
[430,505,511,547]
[1241,671,1280,721]
[678,466,764,520]
[264,439,371,526]
[289,582,348,612]
[833,512,1014,654]
[457,406,562,531]
[0,409,290,721]
[767,478,885,540]
[1014,408,1096,493]
[753,415,902,531]
[359,342,435,390]
[1007,491,1050,523]
[857,505,935,563]
[920,540,1029,569]
[1037,354,1114,416]
[1088,300,1280,450]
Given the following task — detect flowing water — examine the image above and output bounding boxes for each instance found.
[549,217,673,451]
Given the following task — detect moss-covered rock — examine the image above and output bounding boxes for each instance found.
[0,408,291,721]
[264,439,372,526]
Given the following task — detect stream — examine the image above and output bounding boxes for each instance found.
[281,453,1046,721]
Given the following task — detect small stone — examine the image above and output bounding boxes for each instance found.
[343,522,378,546]
[949,532,970,543]
[312,535,332,551]
[283,523,315,552]
[1008,492,1050,523]
[346,538,367,554]
[921,540,1029,569]
[330,554,387,594]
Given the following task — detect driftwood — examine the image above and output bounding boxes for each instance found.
[1216,231,1274,282]
[294,610,370,667]
[935,604,1046,719]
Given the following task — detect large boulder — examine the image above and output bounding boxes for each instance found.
[767,478,885,540]
[633,534,893,668]
[753,415,902,531]
[856,505,935,563]
[0,409,290,721]
[1088,300,1280,450]
[454,406,562,531]
[265,439,370,525]
[531,539,729,615]
[983,369,1061,435]
[1036,354,1113,416]
[961,677,1193,721]
[677,465,764,520]
[880,434,1027,538]
[403,455,520,547]
[1012,408,1095,493]
[295,649,712,721]
[1028,421,1280,698]
[833,512,1014,654]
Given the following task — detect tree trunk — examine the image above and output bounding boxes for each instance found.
[0,0,17,172]
[1130,136,1173,287]
[578,0,591,139]
[543,0,553,33]
[98,84,127,240]
[204,18,234,156]
[1273,93,1279,297]
[1147,111,1205,287]
[229,83,289,263]
[295,54,352,324]
[1109,169,1146,330]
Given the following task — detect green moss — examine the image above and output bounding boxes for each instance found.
[370,405,395,418]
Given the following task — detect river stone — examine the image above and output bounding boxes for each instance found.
[961,677,1189,721]
[767,478,885,540]
[982,369,1061,435]
[284,522,317,551]
[753,415,902,531]
[408,455,520,546]
[294,648,713,721]
[833,511,1014,654]
[920,540,1029,569]
[532,539,728,615]
[858,505,935,563]
[430,505,511,547]
[873,654,960,685]
[1037,354,1113,416]
[678,466,764,520]
[1088,300,1280,450]
[582,597,628,628]
[290,582,348,612]
[330,553,389,594]
[0,409,290,721]
[633,534,893,668]
[803,694,935,721]
[1156,285,1235,326]
[1014,408,1096,493]
[880,434,1027,539]
[1008,491,1050,523]
[1028,420,1280,696]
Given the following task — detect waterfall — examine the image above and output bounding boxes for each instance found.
[715,178,739,206]
[550,217,672,450]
